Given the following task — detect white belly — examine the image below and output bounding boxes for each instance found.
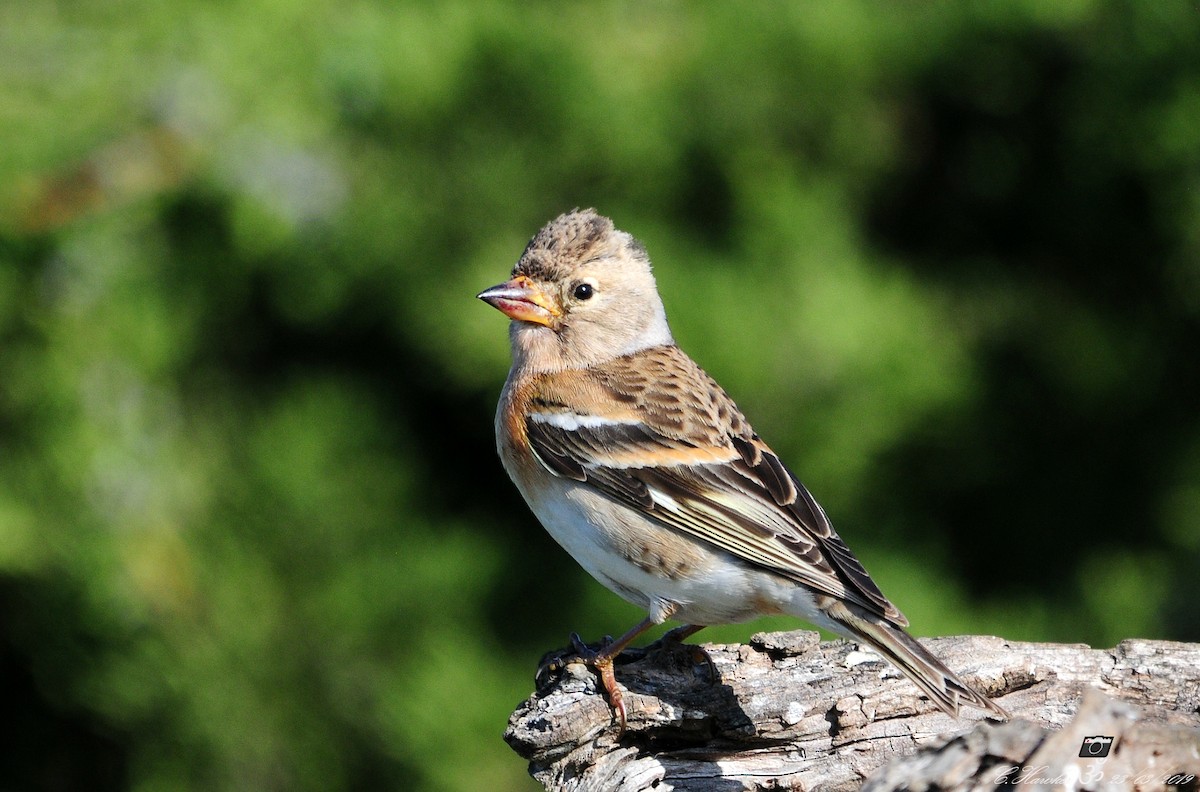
[518,472,789,626]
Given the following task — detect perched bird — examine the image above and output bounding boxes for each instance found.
[479,209,1007,729]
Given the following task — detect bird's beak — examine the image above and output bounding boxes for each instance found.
[477,275,561,328]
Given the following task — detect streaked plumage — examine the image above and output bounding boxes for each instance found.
[480,209,1007,727]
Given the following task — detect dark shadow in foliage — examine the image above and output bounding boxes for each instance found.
[861,21,1200,641]
[0,575,129,792]
[159,191,587,652]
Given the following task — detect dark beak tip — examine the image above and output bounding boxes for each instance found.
[478,282,527,305]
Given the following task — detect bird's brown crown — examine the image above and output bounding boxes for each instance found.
[514,209,645,282]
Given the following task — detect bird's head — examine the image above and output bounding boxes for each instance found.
[478,209,674,372]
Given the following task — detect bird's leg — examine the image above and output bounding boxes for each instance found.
[644,623,717,684]
[560,616,658,733]
[536,616,690,732]
[659,623,705,645]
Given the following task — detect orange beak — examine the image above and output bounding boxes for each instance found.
[477,275,561,328]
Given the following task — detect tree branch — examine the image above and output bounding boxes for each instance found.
[504,632,1200,791]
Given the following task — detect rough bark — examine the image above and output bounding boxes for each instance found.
[504,632,1200,791]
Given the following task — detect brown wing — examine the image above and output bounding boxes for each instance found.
[526,345,907,627]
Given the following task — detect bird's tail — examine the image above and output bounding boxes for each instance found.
[826,601,1009,719]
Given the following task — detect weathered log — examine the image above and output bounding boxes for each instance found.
[504,632,1200,791]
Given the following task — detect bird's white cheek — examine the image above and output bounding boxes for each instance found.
[509,322,568,372]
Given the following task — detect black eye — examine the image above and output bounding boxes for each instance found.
[572,282,594,301]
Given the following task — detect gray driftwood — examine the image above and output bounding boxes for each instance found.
[504,632,1200,791]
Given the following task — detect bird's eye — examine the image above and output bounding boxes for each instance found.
[572,282,595,301]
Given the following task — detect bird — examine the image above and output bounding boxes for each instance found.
[478,209,1008,729]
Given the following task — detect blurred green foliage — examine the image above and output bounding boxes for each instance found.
[1,1,1198,790]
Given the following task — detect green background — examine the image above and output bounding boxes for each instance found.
[2,2,1198,790]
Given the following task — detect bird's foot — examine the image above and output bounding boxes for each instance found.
[534,618,659,734]
[566,632,628,733]
[624,624,716,684]
[535,634,609,685]
[530,632,629,733]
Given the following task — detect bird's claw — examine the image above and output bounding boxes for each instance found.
[568,631,595,658]
[535,633,627,734]
[591,654,627,734]
[535,640,592,688]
